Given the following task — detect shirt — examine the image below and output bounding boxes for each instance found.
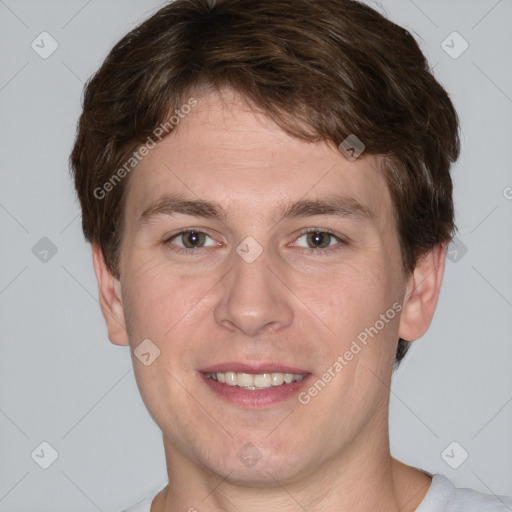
[121,473,512,511]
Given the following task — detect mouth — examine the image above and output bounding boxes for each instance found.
[203,371,307,389]
[198,363,312,408]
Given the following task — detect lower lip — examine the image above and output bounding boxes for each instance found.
[199,372,312,408]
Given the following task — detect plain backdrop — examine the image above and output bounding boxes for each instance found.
[0,0,511,510]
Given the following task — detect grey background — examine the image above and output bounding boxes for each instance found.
[0,0,511,510]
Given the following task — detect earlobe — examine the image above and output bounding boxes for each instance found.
[91,243,129,346]
[398,244,447,343]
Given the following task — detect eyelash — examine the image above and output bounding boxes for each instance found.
[163,228,347,256]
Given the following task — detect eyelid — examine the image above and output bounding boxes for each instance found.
[289,228,348,252]
[164,228,220,248]
[164,227,348,254]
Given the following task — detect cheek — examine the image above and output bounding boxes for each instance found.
[121,257,182,341]
[120,259,203,424]
[314,259,401,366]
[121,252,221,346]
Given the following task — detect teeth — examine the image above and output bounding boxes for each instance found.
[237,373,255,387]
[225,372,237,386]
[271,373,284,386]
[254,373,272,387]
[204,371,307,389]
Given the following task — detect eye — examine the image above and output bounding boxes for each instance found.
[166,230,218,250]
[293,230,346,251]
[164,228,346,255]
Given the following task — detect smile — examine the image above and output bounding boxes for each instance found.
[199,368,312,408]
[203,371,306,389]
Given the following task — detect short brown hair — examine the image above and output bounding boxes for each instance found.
[70,0,460,364]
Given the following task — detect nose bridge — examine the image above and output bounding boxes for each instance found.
[213,245,294,336]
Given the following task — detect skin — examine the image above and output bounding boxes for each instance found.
[93,87,447,511]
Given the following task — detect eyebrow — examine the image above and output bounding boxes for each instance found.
[138,192,374,226]
[280,194,374,222]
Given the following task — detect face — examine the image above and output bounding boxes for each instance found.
[103,87,414,485]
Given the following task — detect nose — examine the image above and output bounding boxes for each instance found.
[213,248,294,337]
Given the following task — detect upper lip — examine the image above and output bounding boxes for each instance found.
[199,362,310,375]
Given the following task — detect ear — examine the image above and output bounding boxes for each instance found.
[398,243,447,342]
[91,243,129,346]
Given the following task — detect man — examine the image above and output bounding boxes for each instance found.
[70,0,512,510]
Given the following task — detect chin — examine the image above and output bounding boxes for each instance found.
[196,437,313,487]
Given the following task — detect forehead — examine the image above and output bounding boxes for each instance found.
[125,88,392,225]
